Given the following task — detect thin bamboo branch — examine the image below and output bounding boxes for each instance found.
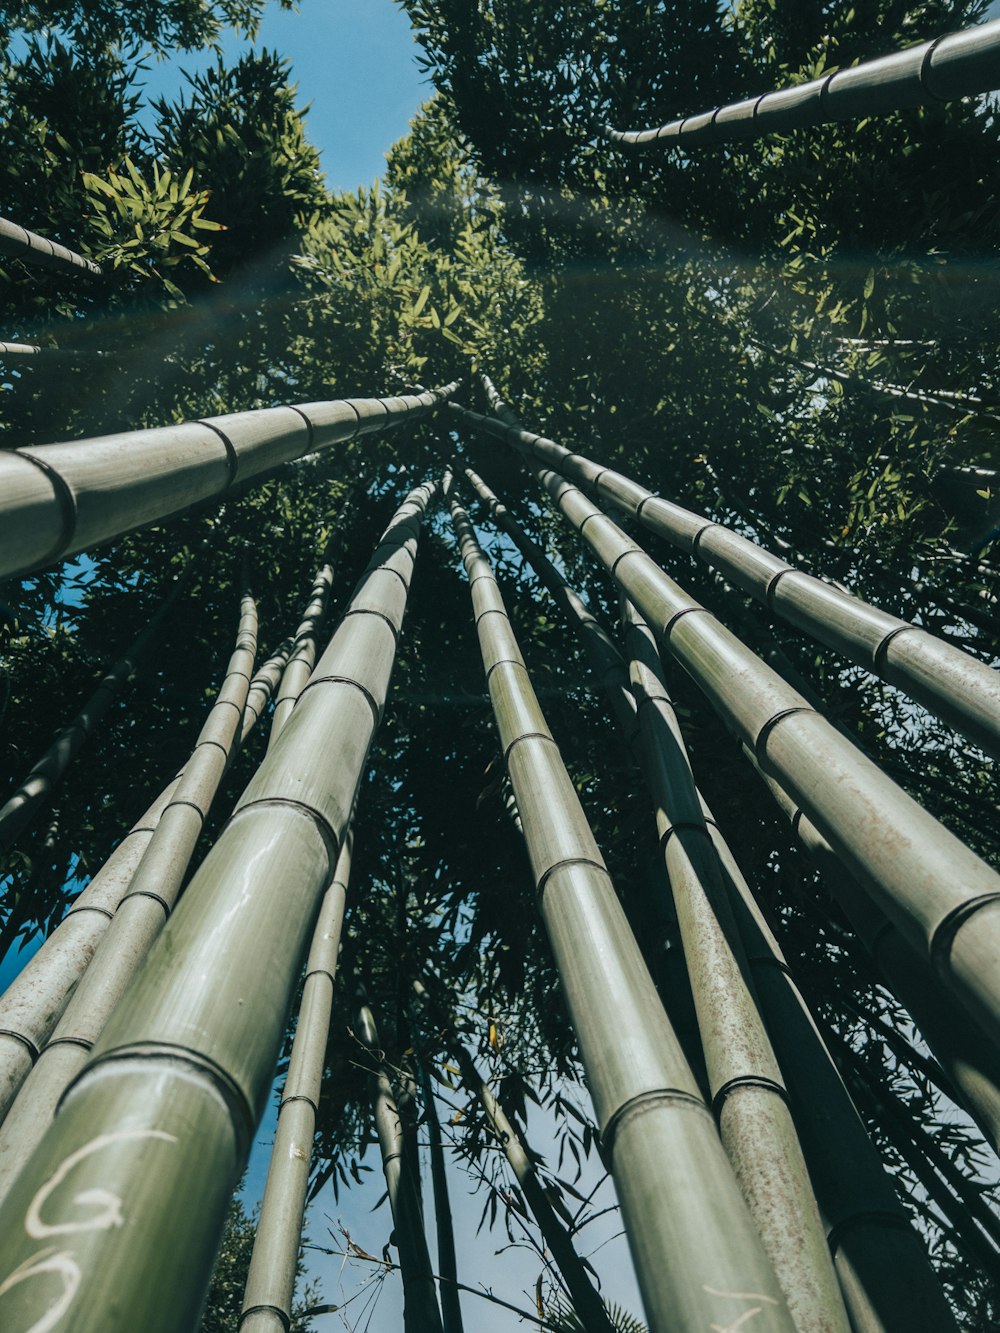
[0,215,102,276]
[445,479,796,1332]
[457,393,1000,760]
[603,18,1000,146]
[0,381,458,582]
[0,477,435,1330]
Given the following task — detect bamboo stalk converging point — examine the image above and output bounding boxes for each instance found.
[0,478,437,1330]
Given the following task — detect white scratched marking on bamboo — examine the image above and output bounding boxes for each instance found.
[704,1283,780,1333]
[0,1247,80,1333]
[25,1130,177,1238]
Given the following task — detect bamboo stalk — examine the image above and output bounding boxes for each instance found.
[267,565,335,751]
[0,215,102,276]
[0,594,259,1198]
[0,634,292,1126]
[446,480,795,1332]
[0,478,435,1330]
[419,1063,465,1333]
[413,978,616,1333]
[239,834,353,1333]
[0,590,179,856]
[0,342,107,360]
[456,394,1000,760]
[458,400,1000,1057]
[0,381,458,582]
[602,18,1000,146]
[355,999,444,1333]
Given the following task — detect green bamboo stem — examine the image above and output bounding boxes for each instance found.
[0,592,178,856]
[239,834,353,1333]
[745,747,1000,1155]
[0,381,458,582]
[465,410,1000,1064]
[267,565,335,751]
[413,979,615,1333]
[0,635,291,1127]
[419,1063,465,1333]
[603,18,1000,146]
[0,214,102,276]
[0,478,435,1330]
[457,394,1000,761]
[620,601,849,1333]
[0,594,259,1198]
[356,1000,444,1333]
[446,482,795,1333]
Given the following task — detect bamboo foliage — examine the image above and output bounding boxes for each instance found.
[0,631,294,1128]
[0,593,259,1199]
[459,457,950,1330]
[457,396,1000,760]
[0,478,436,1331]
[0,215,102,276]
[603,17,1000,146]
[355,999,444,1333]
[239,833,353,1333]
[446,478,796,1332]
[0,382,458,583]
[0,590,179,856]
[453,402,1000,1053]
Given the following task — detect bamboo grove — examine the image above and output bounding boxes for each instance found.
[3,2,1000,1330]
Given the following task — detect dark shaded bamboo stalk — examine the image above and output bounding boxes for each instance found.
[459,401,1000,1060]
[0,594,259,1197]
[0,381,458,582]
[0,342,107,360]
[419,1063,465,1333]
[413,978,616,1333]
[446,481,795,1333]
[0,635,291,1126]
[0,591,178,855]
[239,834,353,1333]
[0,215,102,276]
[603,18,1000,146]
[457,394,1000,760]
[267,565,335,751]
[0,478,435,1330]
[356,1000,444,1333]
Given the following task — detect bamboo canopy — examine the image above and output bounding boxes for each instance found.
[0,478,436,1330]
[0,381,458,582]
[603,17,1000,147]
[0,215,102,276]
[446,477,797,1332]
[452,399,1000,759]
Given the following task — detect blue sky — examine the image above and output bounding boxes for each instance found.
[138,0,432,194]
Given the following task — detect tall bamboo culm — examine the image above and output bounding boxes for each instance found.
[457,396,1000,760]
[0,382,458,582]
[446,478,796,1333]
[239,833,353,1332]
[0,630,292,1126]
[355,999,444,1333]
[456,401,1000,1056]
[603,18,1000,146]
[0,215,102,276]
[267,565,335,751]
[0,478,437,1331]
[0,593,259,1198]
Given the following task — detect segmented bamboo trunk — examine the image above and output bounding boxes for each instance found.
[267,565,335,750]
[455,398,1000,760]
[0,591,177,855]
[461,411,1000,1061]
[356,1000,444,1333]
[0,594,259,1197]
[603,17,1000,145]
[0,215,102,275]
[418,1063,464,1333]
[0,478,436,1331]
[446,481,795,1333]
[413,979,615,1333]
[0,381,458,581]
[0,635,291,1125]
[239,834,352,1333]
